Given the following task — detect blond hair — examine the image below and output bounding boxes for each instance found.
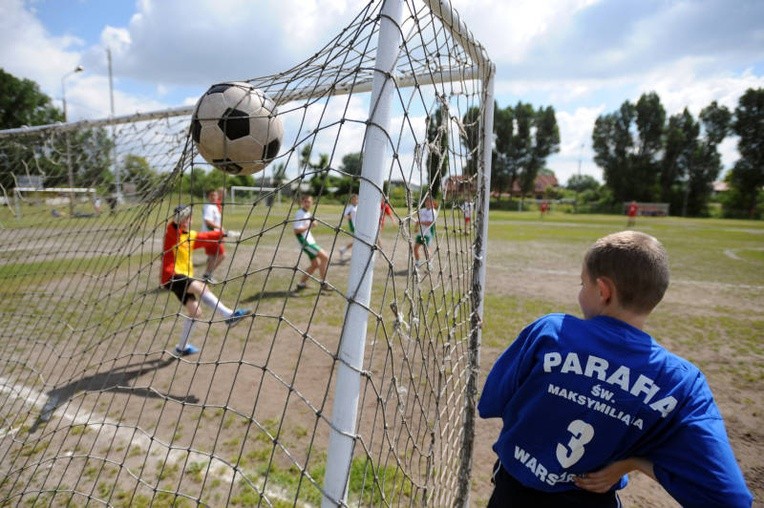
[173,204,192,224]
[584,231,669,314]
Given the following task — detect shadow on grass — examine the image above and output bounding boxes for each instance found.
[29,356,193,433]
[241,289,300,303]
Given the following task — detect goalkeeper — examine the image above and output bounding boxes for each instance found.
[161,204,250,356]
[478,231,752,507]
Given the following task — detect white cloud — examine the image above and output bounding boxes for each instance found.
[2,0,762,183]
[0,0,85,97]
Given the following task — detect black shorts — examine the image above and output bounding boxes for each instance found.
[163,276,196,305]
[488,461,621,508]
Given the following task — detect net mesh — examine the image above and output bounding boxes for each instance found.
[0,1,493,505]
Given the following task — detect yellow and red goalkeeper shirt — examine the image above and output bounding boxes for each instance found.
[161,222,223,285]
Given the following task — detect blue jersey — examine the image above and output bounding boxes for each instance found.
[478,313,752,507]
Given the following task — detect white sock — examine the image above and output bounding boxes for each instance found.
[200,289,233,318]
[177,318,195,350]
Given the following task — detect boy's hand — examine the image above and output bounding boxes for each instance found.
[574,458,654,493]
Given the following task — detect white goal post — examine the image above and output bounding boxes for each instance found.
[0,1,494,506]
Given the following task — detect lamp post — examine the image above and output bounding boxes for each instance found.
[61,65,83,215]
[61,65,84,122]
[106,48,123,205]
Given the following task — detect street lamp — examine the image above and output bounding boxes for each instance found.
[61,65,84,122]
[61,65,83,215]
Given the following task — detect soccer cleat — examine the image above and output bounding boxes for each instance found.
[339,247,346,260]
[294,282,307,292]
[320,282,332,293]
[226,309,250,328]
[202,274,218,284]
[175,344,200,356]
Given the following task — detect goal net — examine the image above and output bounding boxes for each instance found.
[0,0,494,506]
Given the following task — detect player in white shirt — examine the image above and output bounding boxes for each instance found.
[339,194,358,261]
[201,188,225,283]
[293,195,330,292]
[414,196,437,268]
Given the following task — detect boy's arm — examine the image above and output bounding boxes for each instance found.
[193,230,225,248]
[647,417,752,507]
[204,217,220,230]
[293,221,311,235]
[477,326,536,419]
[578,381,752,506]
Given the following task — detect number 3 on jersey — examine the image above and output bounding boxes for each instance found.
[556,420,594,468]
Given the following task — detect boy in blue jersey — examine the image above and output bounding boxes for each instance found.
[478,231,752,507]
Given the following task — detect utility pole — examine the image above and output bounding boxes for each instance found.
[61,65,84,215]
[108,48,123,205]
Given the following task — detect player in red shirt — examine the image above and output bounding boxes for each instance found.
[161,204,250,356]
[378,197,396,247]
[626,201,638,227]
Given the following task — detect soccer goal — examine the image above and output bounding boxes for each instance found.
[229,186,280,205]
[0,1,494,506]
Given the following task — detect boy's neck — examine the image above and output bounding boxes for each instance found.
[597,307,648,330]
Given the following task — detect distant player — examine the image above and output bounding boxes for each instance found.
[414,195,437,268]
[161,205,250,356]
[461,200,473,233]
[540,200,550,217]
[478,231,752,507]
[626,200,638,227]
[293,195,330,292]
[339,193,358,261]
[378,197,396,247]
[201,188,225,283]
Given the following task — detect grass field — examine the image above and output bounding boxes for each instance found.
[0,202,761,506]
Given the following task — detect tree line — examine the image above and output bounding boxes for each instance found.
[592,89,763,218]
[1,68,761,218]
[476,89,762,219]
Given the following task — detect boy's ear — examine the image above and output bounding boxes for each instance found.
[596,276,615,305]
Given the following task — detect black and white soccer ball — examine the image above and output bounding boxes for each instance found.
[191,82,283,175]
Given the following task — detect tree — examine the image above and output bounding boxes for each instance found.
[460,106,482,177]
[661,109,699,213]
[0,68,63,129]
[0,70,66,190]
[426,105,449,198]
[492,102,559,199]
[122,154,162,197]
[340,152,362,176]
[593,92,665,204]
[71,127,116,192]
[686,102,730,216]
[727,88,764,218]
[271,162,288,187]
[658,103,730,217]
[299,143,313,175]
[519,105,560,197]
[566,174,600,193]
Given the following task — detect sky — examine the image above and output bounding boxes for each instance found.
[1,0,763,185]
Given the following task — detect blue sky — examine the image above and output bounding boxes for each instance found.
[2,0,763,184]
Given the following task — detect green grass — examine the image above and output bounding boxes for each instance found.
[1,201,762,506]
[479,210,764,393]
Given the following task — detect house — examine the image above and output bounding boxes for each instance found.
[489,173,560,199]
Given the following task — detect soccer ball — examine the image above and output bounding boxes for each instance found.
[191,82,283,175]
